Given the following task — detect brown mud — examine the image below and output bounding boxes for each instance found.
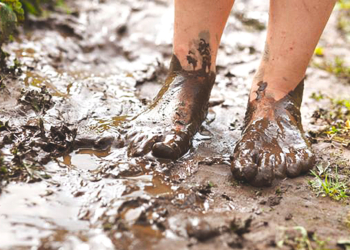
[232,81,315,186]
[127,55,215,160]
[0,0,349,249]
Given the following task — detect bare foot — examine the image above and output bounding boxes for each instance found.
[125,56,215,160]
[231,81,315,186]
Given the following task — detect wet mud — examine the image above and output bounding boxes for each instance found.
[232,81,315,186]
[0,0,349,249]
[126,55,215,160]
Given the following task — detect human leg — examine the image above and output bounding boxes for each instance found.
[127,0,234,159]
[231,0,336,186]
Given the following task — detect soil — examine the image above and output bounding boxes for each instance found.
[0,0,349,249]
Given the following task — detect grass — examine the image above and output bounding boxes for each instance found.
[310,93,350,146]
[338,0,350,9]
[277,226,328,250]
[345,210,350,229]
[314,56,350,82]
[338,0,350,42]
[0,0,68,74]
[309,163,349,201]
[314,1,350,80]
[338,0,350,31]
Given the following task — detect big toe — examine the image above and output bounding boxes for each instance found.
[152,132,190,160]
[231,145,259,182]
[232,146,278,187]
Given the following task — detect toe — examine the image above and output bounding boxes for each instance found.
[251,152,275,187]
[298,148,316,174]
[152,132,190,160]
[285,148,302,177]
[231,143,259,182]
[231,161,258,182]
[274,151,287,178]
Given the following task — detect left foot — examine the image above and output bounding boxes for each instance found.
[231,81,315,186]
[124,56,215,160]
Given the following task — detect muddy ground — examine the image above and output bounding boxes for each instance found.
[0,0,350,249]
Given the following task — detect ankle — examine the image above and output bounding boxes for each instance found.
[249,85,291,102]
[173,43,217,73]
[250,72,305,102]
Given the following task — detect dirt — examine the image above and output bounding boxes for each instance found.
[0,0,349,249]
[127,54,216,160]
[232,80,315,186]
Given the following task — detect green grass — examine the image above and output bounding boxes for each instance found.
[345,210,350,229]
[337,0,350,43]
[338,0,350,10]
[314,56,350,81]
[0,0,68,74]
[277,226,328,250]
[310,93,350,145]
[309,163,349,201]
[315,1,350,79]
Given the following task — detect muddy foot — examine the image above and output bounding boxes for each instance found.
[124,56,215,160]
[231,81,315,186]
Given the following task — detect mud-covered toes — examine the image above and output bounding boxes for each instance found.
[232,146,315,186]
[231,145,290,186]
[232,141,279,187]
[284,149,300,177]
[231,161,258,182]
[252,152,276,186]
[231,147,259,182]
[232,159,274,187]
[152,133,190,160]
[274,152,287,178]
[135,135,163,156]
[301,149,316,173]
[285,148,315,177]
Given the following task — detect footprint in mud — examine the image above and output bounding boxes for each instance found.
[231,81,315,187]
[123,56,216,160]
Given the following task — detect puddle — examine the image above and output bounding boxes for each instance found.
[63,149,110,170]
[0,0,350,249]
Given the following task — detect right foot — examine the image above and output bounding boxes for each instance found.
[124,56,215,160]
[231,81,315,186]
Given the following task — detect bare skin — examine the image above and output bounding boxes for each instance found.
[126,0,234,159]
[126,56,215,159]
[249,0,337,100]
[231,80,315,186]
[231,0,336,186]
[125,0,336,187]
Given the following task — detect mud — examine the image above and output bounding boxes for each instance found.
[232,81,315,186]
[127,55,215,160]
[0,0,349,249]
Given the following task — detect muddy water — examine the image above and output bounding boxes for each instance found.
[0,0,350,249]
